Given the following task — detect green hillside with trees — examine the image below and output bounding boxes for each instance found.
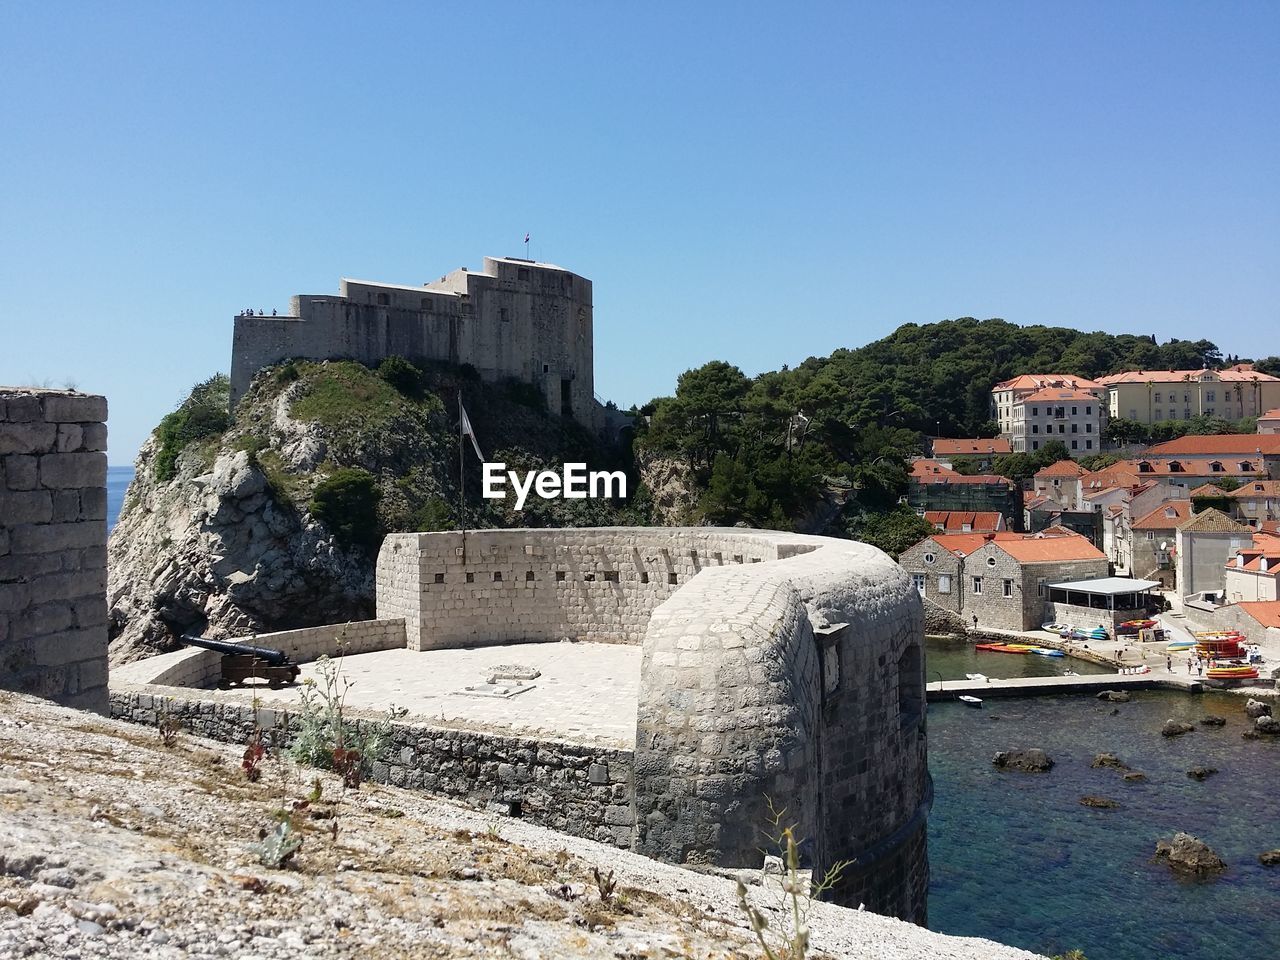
[634,318,1278,553]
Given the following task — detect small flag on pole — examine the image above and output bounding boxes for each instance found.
[524,232,530,244]
[460,401,485,462]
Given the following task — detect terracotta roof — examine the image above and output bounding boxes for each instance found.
[923,511,1005,532]
[1237,601,1280,629]
[991,534,1107,563]
[1260,521,1280,535]
[1228,481,1280,499]
[912,530,1074,558]
[1259,408,1280,420]
[909,459,956,479]
[931,438,1012,456]
[911,470,1013,487]
[1190,483,1227,497]
[1133,501,1192,530]
[1228,533,1280,574]
[1096,368,1280,384]
[1081,465,1143,490]
[1176,507,1253,534]
[1121,458,1265,478]
[992,374,1102,392]
[1144,434,1280,456]
[1036,461,1087,478]
[1019,388,1103,404]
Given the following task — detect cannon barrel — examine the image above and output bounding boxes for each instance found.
[180,633,290,666]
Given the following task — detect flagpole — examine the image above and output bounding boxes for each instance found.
[458,390,467,564]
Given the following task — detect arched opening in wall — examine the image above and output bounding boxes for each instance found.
[897,643,924,731]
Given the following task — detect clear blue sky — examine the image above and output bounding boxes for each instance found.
[2,3,1277,463]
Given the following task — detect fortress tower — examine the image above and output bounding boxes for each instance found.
[230,257,604,432]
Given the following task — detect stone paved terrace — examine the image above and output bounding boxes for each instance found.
[146,640,643,747]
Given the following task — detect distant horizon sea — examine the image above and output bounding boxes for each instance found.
[106,465,134,532]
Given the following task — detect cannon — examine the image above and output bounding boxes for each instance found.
[180,634,301,689]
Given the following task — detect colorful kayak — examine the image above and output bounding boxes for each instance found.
[1029,648,1065,658]
[1206,666,1259,680]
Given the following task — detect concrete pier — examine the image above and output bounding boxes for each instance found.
[927,672,1204,701]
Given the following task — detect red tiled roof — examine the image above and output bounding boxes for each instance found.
[923,511,1005,532]
[1228,533,1280,574]
[991,534,1107,563]
[1237,601,1280,629]
[1133,501,1193,530]
[910,465,1013,487]
[1190,483,1227,497]
[993,374,1103,392]
[1144,434,1280,456]
[1036,461,1087,478]
[1228,481,1280,499]
[1120,458,1266,478]
[1020,388,1102,404]
[932,438,1012,456]
[1097,369,1280,384]
[909,459,956,479]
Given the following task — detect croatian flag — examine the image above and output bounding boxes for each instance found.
[460,402,485,462]
[524,232,530,243]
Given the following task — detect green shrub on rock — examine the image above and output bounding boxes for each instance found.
[310,467,382,553]
[154,374,232,482]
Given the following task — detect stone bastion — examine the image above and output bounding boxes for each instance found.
[111,527,929,923]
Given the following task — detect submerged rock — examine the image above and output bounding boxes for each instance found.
[1091,753,1129,770]
[1080,796,1120,809]
[1161,720,1195,738]
[1154,833,1226,877]
[1260,850,1280,867]
[1244,699,1272,719]
[1255,716,1280,736]
[1096,690,1131,703]
[992,748,1054,773]
[1122,771,1148,782]
[1199,715,1227,727]
[1186,767,1218,781]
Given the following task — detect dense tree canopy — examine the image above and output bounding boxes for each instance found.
[635,319,1247,535]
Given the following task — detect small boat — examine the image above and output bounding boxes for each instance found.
[958,695,983,708]
[1206,662,1259,680]
[975,643,1031,655]
[1166,639,1195,651]
[1028,648,1065,658]
[965,673,989,682]
[1117,619,1158,635]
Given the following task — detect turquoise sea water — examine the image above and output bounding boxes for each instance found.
[926,687,1280,960]
[107,465,133,532]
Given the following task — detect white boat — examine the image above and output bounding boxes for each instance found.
[958,695,983,708]
[965,673,989,682]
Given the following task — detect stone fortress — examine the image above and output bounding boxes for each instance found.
[231,256,615,434]
[112,526,932,923]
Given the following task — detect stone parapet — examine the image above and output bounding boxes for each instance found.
[0,387,108,712]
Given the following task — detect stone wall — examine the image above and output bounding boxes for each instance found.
[109,618,407,689]
[376,528,787,650]
[109,689,633,846]
[0,388,108,712]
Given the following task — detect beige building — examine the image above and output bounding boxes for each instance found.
[1097,368,1280,426]
[990,375,1105,449]
[1174,508,1254,602]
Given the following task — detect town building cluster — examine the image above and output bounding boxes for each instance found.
[903,367,1280,650]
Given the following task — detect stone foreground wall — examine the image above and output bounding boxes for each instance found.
[0,388,108,712]
[109,689,633,846]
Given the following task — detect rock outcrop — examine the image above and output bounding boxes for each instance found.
[108,362,644,663]
[1245,698,1272,719]
[1091,752,1129,770]
[1097,690,1131,702]
[1255,715,1280,736]
[1199,715,1226,727]
[1161,719,1195,737]
[1186,766,1218,781]
[1154,833,1226,877]
[992,748,1054,772]
[1079,796,1120,809]
[1260,850,1280,867]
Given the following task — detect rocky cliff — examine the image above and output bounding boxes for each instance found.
[108,361,644,663]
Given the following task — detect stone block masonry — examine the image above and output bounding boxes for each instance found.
[0,388,109,712]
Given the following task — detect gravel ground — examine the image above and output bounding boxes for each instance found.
[0,693,1043,959]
